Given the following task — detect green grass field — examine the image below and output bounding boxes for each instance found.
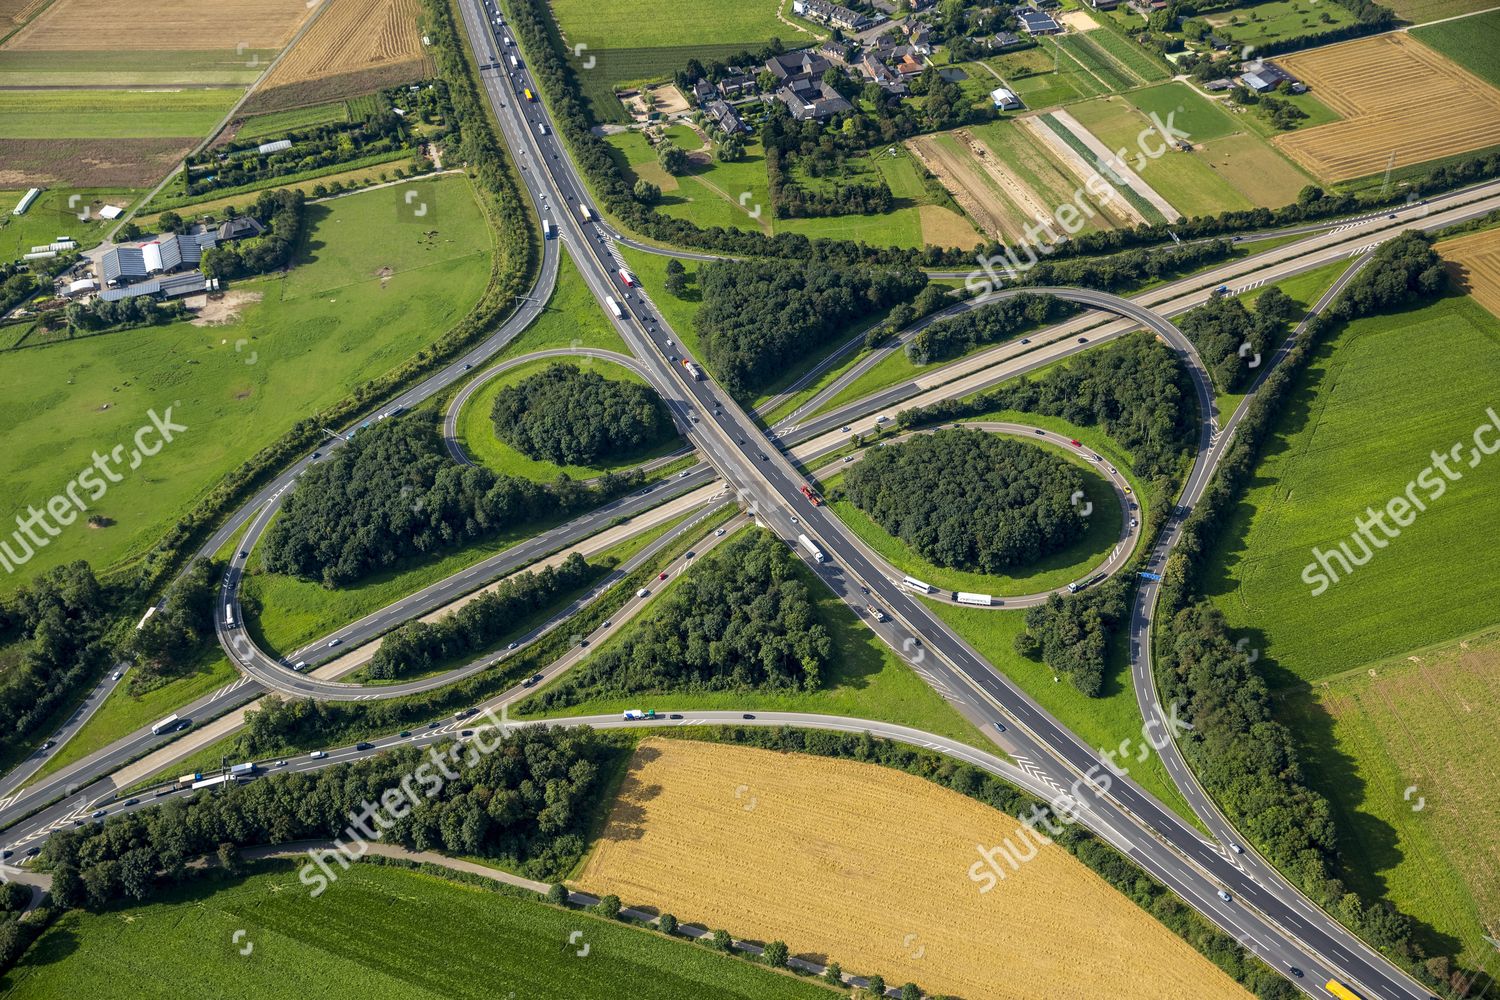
[1278,630,1500,969]
[234,101,352,142]
[1203,0,1358,50]
[522,532,983,745]
[0,175,493,590]
[0,50,271,88]
[456,356,681,482]
[1388,0,1497,23]
[549,0,788,50]
[0,88,240,138]
[1203,291,1500,685]
[0,186,140,260]
[493,249,629,362]
[0,862,840,999]
[1412,9,1500,89]
[988,45,1108,109]
[825,440,1127,597]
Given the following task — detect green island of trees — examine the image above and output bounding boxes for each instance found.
[525,531,832,709]
[489,363,675,467]
[841,430,1088,575]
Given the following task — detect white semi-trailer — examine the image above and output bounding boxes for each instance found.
[798,533,825,563]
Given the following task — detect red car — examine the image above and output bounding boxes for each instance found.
[658,572,668,580]
[1070,439,1082,447]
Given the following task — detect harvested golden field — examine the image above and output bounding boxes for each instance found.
[1275,33,1500,182]
[1438,227,1500,319]
[252,0,430,110]
[3,0,312,50]
[578,739,1253,1000]
[2,0,46,27]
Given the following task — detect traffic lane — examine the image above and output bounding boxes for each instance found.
[0,665,131,799]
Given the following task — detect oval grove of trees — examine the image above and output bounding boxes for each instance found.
[842,430,1088,575]
[489,363,675,467]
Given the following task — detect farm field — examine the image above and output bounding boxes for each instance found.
[0,186,136,259]
[1411,8,1500,89]
[0,175,493,590]
[233,101,353,141]
[0,88,240,139]
[578,739,1248,1000]
[249,0,432,113]
[824,439,1127,598]
[548,0,787,51]
[0,49,271,87]
[2,0,310,50]
[455,355,680,482]
[984,46,1107,109]
[1438,226,1500,318]
[1275,33,1500,182]
[1386,0,1497,24]
[1203,291,1500,683]
[0,136,200,188]
[1280,630,1500,968]
[1202,0,1358,50]
[0,862,836,1000]
[522,543,982,744]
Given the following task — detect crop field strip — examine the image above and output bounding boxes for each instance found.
[578,739,1253,1000]
[251,0,431,112]
[1275,32,1500,181]
[1437,226,1500,318]
[1,0,312,51]
[1411,8,1500,90]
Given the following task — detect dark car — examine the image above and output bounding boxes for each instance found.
[355,741,374,751]
[24,847,38,857]
[669,713,683,719]
[123,798,139,806]
[742,713,756,720]
[1286,967,1303,979]
[399,730,412,738]
[460,730,474,738]
[1034,428,1044,435]
[1077,337,1088,344]
[1,850,11,859]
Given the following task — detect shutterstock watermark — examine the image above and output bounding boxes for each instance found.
[297,707,510,897]
[965,112,1190,296]
[1301,406,1500,596]
[1,406,188,576]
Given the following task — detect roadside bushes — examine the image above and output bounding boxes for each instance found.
[261,418,639,587]
[1014,579,1130,696]
[527,532,832,708]
[694,258,926,395]
[490,363,674,466]
[842,430,1088,574]
[367,554,596,679]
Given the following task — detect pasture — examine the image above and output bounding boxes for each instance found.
[1281,630,1500,968]
[0,862,834,1000]
[1203,291,1500,683]
[1411,8,1500,89]
[0,88,239,138]
[0,186,135,259]
[548,0,787,51]
[0,175,493,590]
[1275,33,1500,182]
[578,739,1250,1000]
[251,0,432,112]
[1202,0,1358,51]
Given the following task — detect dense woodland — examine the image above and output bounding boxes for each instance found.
[261,419,639,587]
[906,293,1075,365]
[1014,580,1130,697]
[526,532,832,709]
[900,334,1197,485]
[694,259,926,395]
[842,430,1087,574]
[1177,285,1298,393]
[0,563,112,756]
[490,363,674,466]
[122,559,219,691]
[368,554,595,679]
[39,725,615,908]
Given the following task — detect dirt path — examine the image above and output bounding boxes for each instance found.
[1050,108,1178,222]
[1018,114,1149,226]
[906,134,1014,241]
[955,128,1057,233]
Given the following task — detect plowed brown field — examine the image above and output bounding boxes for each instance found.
[578,738,1253,1000]
[1439,227,1500,319]
[1275,33,1500,182]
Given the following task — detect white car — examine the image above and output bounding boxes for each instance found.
[715,528,725,536]
[1217,890,1232,903]
[876,415,889,423]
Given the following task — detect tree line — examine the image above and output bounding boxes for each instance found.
[490,363,675,467]
[1153,234,1476,997]
[906,293,1075,365]
[261,418,640,587]
[0,562,113,757]
[1177,285,1297,393]
[694,258,926,395]
[841,430,1088,575]
[525,532,832,710]
[368,554,595,680]
[39,725,615,911]
[1014,581,1130,697]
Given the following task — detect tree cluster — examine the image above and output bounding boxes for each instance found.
[694,258,926,395]
[1178,285,1297,393]
[907,293,1074,365]
[900,333,1196,484]
[766,146,894,219]
[122,558,219,689]
[368,554,595,679]
[261,418,639,587]
[0,562,112,755]
[489,363,674,467]
[200,187,307,279]
[0,268,39,315]
[1015,580,1129,696]
[842,430,1088,574]
[1331,231,1446,319]
[61,295,185,334]
[527,532,832,709]
[41,725,615,909]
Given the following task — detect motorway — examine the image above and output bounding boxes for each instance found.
[3,6,1497,993]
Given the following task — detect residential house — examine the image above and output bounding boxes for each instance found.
[766,50,831,85]
[988,30,1025,50]
[718,72,757,98]
[1015,7,1063,34]
[792,0,871,31]
[692,79,716,104]
[706,99,749,134]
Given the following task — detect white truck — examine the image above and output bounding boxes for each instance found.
[578,203,593,222]
[224,603,235,628]
[955,592,994,607]
[605,295,624,319]
[866,605,887,623]
[683,360,703,381]
[901,575,935,594]
[541,219,553,239]
[150,714,180,736]
[798,533,825,563]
